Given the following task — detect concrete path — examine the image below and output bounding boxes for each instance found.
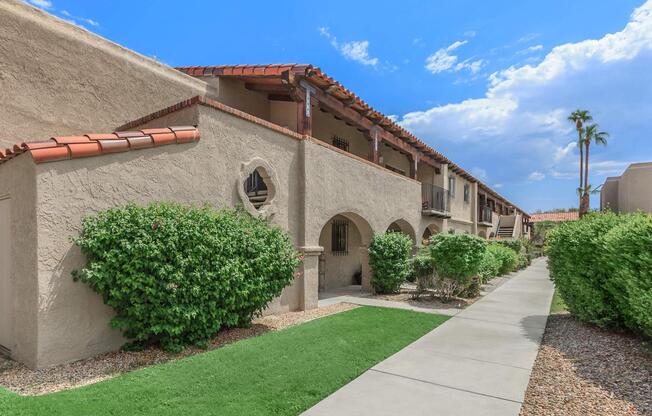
[303,258,555,416]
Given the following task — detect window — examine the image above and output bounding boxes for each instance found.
[331,219,349,255]
[244,168,269,210]
[449,177,456,197]
[463,183,470,203]
[331,135,349,152]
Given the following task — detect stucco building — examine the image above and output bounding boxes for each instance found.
[0,1,529,368]
[600,162,652,213]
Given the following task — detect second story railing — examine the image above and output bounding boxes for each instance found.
[479,205,492,224]
[422,183,450,214]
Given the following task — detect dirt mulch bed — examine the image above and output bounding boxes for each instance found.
[521,313,652,416]
[371,273,513,311]
[0,303,358,396]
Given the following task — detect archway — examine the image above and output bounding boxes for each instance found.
[386,219,416,244]
[478,230,487,239]
[318,212,373,292]
[421,223,440,245]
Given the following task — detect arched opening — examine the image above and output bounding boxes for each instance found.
[422,223,440,245]
[478,230,487,239]
[386,219,416,243]
[318,212,373,292]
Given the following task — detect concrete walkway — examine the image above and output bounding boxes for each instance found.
[303,258,555,416]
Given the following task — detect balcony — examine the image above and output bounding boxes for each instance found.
[422,183,451,218]
[479,205,492,226]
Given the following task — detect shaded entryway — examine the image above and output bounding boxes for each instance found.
[386,219,416,243]
[318,212,373,292]
[421,223,440,245]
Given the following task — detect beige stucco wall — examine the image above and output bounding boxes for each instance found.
[601,177,620,211]
[31,104,306,367]
[0,1,212,149]
[0,155,39,367]
[207,78,271,122]
[270,101,298,131]
[312,109,370,160]
[447,172,473,228]
[616,162,652,213]
[379,143,411,175]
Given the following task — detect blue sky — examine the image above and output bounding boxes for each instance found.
[27,0,652,212]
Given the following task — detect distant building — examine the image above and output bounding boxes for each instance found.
[600,162,652,213]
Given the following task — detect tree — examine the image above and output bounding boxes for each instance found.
[582,124,609,215]
[567,110,592,207]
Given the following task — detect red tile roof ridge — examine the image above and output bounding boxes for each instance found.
[529,211,579,223]
[0,127,200,166]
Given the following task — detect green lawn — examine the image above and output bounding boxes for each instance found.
[550,287,568,314]
[0,307,447,416]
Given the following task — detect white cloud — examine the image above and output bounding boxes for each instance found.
[61,10,99,27]
[401,1,652,197]
[464,31,477,38]
[426,40,485,74]
[26,0,52,9]
[425,40,467,73]
[528,171,546,181]
[517,44,544,55]
[319,27,378,67]
[518,33,540,43]
[493,183,504,189]
[340,41,378,66]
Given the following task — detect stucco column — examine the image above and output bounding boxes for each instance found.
[359,246,373,292]
[298,246,323,310]
[441,163,449,232]
[471,182,479,235]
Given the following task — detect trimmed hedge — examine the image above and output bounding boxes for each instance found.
[602,214,652,337]
[487,243,518,275]
[478,249,501,282]
[368,232,413,294]
[494,239,522,253]
[73,203,300,352]
[430,233,486,287]
[546,212,651,337]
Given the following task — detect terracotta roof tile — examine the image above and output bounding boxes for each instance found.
[529,212,579,223]
[175,64,527,216]
[0,127,200,166]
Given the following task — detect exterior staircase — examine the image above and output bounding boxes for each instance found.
[496,225,514,238]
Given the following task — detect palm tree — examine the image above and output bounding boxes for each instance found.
[567,110,592,206]
[583,123,609,201]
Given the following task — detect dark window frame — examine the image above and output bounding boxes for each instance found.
[331,219,349,255]
[331,135,350,152]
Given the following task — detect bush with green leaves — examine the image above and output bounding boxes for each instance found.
[477,249,501,282]
[494,239,522,253]
[73,203,300,352]
[546,212,624,328]
[487,243,518,275]
[601,214,652,337]
[410,253,434,299]
[516,252,529,270]
[368,232,413,294]
[429,233,486,300]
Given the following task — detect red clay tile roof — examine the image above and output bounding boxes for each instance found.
[529,211,579,223]
[0,126,199,166]
[175,64,528,217]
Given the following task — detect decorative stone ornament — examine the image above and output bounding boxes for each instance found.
[238,157,279,218]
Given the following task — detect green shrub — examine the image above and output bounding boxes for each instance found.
[478,249,501,282]
[546,212,624,328]
[368,232,413,294]
[487,244,518,275]
[495,239,522,253]
[429,234,486,300]
[73,203,300,352]
[601,214,652,337]
[410,254,434,299]
[516,252,529,270]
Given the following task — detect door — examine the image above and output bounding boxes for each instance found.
[0,197,12,353]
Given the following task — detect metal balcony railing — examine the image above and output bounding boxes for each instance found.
[422,183,450,215]
[479,205,492,224]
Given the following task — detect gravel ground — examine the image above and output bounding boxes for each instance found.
[372,273,513,310]
[0,303,358,396]
[521,313,652,416]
